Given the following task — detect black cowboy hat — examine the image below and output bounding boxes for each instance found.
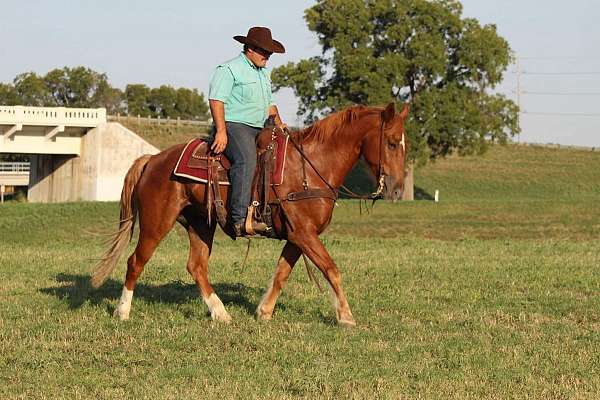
[233,26,285,54]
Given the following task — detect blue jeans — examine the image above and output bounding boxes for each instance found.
[210,122,261,225]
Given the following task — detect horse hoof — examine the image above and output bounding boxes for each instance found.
[211,310,232,324]
[113,307,130,321]
[255,309,273,321]
[338,318,357,328]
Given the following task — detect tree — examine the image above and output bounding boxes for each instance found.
[44,66,121,109]
[93,79,124,115]
[13,72,51,106]
[0,83,20,105]
[3,67,124,112]
[125,84,151,116]
[1,67,209,120]
[175,87,209,120]
[272,0,519,163]
[149,85,178,118]
[138,85,209,120]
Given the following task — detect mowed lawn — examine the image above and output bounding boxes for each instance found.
[1,144,599,399]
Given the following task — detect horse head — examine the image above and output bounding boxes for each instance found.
[361,102,410,202]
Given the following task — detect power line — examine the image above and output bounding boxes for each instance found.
[522,71,600,76]
[519,56,600,61]
[522,111,600,117]
[522,91,600,96]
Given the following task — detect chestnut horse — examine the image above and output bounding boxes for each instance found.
[91,102,409,327]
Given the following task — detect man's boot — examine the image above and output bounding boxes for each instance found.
[233,221,269,237]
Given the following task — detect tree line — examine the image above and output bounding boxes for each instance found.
[0,66,209,120]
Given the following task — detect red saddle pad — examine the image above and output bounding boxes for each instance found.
[173,139,230,184]
[173,136,289,185]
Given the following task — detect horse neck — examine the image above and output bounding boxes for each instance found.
[301,113,377,189]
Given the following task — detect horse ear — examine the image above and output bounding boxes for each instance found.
[399,103,409,120]
[382,102,395,123]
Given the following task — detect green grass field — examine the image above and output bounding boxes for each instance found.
[1,144,599,399]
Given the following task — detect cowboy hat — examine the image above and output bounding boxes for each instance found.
[233,26,285,54]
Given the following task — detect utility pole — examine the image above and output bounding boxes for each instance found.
[516,57,522,143]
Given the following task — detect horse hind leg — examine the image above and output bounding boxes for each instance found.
[256,241,302,321]
[183,213,231,323]
[114,207,179,320]
[114,236,159,320]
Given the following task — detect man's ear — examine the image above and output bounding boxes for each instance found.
[399,103,409,120]
[382,102,395,123]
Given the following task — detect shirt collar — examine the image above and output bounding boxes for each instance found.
[240,52,260,70]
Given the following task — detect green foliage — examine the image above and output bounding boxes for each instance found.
[3,67,123,112]
[175,87,210,120]
[272,0,520,163]
[13,72,51,106]
[125,84,209,120]
[44,66,124,113]
[0,83,21,105]
[0,67,209,120]
[125,84,152,116]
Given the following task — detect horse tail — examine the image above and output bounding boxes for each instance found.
[90,154,153,288]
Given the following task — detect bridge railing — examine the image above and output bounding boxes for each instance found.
[0,162,30,173]
[0,106,106,127]
[108,114,211,128]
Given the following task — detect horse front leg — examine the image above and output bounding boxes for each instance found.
[256,241,302,320]
[293,233,356,327]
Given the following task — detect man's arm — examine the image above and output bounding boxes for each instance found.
[210,99,227,154]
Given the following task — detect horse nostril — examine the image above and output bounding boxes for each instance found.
[393,188,402,202]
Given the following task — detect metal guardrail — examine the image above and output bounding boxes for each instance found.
[0,162,30,173]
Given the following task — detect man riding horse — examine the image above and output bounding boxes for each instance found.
[208,26,287,237]
[91,26,410,327]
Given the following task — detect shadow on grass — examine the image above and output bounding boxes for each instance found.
[415,186,434,200]
[39,273,265,316]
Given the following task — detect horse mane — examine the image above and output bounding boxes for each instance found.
[298,105,381,143]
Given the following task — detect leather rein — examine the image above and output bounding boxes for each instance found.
[279,119,388,203]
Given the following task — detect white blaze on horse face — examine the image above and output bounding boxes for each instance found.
[114,287,134,320]
[203,293,232,323]
[400,132,406,153]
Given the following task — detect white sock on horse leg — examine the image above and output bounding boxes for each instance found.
[203,293,232,323]
[114,287,134,320]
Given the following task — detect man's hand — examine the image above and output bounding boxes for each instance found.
[209,99,227,154]
[211,130,227,154]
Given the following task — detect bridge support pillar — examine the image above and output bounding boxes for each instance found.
[27,122,158,203]
[29,154,82,202]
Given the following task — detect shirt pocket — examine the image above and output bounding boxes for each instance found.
[237,79,260,103]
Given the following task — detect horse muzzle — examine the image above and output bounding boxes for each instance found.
[383,175,403,202]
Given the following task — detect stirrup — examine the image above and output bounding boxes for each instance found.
[234,221,269,238]
[244,201,268,235]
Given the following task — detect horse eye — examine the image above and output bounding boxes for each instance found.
[387,141,398,151]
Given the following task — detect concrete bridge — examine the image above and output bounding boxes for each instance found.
[0,105,159,202]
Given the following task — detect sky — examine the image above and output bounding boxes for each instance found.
[1,0,599,147]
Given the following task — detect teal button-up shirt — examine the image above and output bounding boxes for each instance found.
[208,52,274,128]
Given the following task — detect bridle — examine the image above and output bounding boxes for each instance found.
[282,114,403,201]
